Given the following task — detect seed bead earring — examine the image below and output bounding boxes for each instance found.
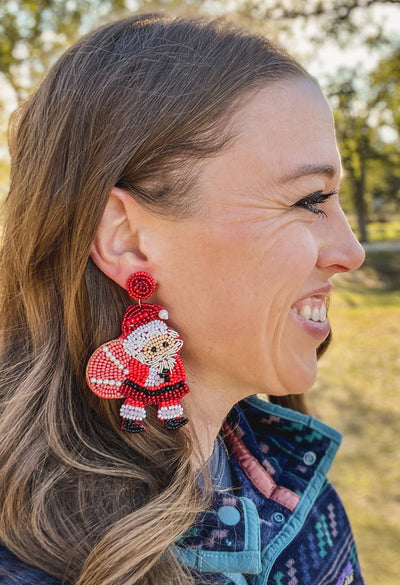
[86,272,190,433]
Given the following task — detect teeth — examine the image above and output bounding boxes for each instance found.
[299,306,312,319]
[312,307,320,321]
[297,303,327,322]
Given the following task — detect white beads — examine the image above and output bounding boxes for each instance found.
[157,404,184,420]
[102,344,126,370]
[120,404,146,421]
[123,320,169,356]
[89,377,119,386]
[145,367,163,387]
[158,309,169,320]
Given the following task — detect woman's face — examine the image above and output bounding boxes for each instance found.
[145,78,365,399]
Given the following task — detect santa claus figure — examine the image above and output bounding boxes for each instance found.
[86,303,189,433]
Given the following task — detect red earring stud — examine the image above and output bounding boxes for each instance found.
[86,272,190,433]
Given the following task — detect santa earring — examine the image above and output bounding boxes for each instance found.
[86,272,190,433]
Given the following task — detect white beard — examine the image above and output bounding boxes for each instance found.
[136,338,183,372]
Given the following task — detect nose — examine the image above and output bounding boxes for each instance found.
[316,206,365,274]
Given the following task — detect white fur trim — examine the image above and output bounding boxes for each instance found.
[157,404,184,420]
[120,404,146,421]
[122,320,168,356]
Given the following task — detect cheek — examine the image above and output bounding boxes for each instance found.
[235,222,318,319]
[154,216,318,392]
[223,226,319,392]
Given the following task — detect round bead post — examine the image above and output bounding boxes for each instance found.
[126,272,156,302]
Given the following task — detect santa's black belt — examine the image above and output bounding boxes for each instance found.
[122,379,185,396]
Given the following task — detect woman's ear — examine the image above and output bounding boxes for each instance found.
[90,187,151,289]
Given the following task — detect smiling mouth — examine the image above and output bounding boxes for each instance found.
[291,296,329,323]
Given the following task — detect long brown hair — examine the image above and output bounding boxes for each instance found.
[0,14,311,585]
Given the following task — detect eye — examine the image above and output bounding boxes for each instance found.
[292,189,337,217]
[151,346,157,353]
[162,341,169,348]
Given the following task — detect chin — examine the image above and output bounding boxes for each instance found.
[281,360,318,396]
[259,367,317,398]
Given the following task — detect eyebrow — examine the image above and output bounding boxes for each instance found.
[278,164,340,184]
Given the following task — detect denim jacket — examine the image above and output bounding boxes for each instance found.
[176,396,364,585]
[0,396,364,585]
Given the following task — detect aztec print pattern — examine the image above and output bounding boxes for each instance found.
[266,485,362,585]
[178,398,364,585]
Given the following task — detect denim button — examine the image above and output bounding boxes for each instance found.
[272,512,285,524]
[217,505,241,526]
[303,451,317,466]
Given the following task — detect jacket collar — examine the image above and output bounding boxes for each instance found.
[175,396,342,576]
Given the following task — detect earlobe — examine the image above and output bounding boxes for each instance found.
[90,187,151,289]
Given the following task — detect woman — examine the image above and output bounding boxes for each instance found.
[0,13,366,585]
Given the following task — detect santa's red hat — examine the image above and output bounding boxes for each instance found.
[121,304,169,336]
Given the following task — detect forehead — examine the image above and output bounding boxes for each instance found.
[217,78,340,189]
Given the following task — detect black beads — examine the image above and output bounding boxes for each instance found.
[164,417,189,431]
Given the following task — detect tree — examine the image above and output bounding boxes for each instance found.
[371,46,400,131]
[244,0,398,23]
[369,47,400,214]
[329,77,373,241]
[1,0,399,103]
[0,0,128,102]
[327,45,400,242]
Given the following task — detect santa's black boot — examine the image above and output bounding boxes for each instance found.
[164,417,189,431]
[122,419,147,433]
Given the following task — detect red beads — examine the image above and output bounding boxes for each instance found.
[86,270,189,433]
[126,272,156,301]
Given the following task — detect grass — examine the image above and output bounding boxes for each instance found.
[366,220,400,243]
[308,250,400,585]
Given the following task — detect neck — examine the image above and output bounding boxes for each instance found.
[183,368,244,467]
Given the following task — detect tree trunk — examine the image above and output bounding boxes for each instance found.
[351,165,368,243]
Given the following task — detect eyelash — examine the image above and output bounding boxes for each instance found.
[292,189,338,217]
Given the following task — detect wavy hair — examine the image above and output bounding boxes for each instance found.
[0,14,311,585]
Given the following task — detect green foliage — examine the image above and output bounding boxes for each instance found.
[326,54,400,242]
[329,77,373,241]
[0,0,127,99]
[371,46,400,129]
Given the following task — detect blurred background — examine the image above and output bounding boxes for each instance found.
[0,0,399,582]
